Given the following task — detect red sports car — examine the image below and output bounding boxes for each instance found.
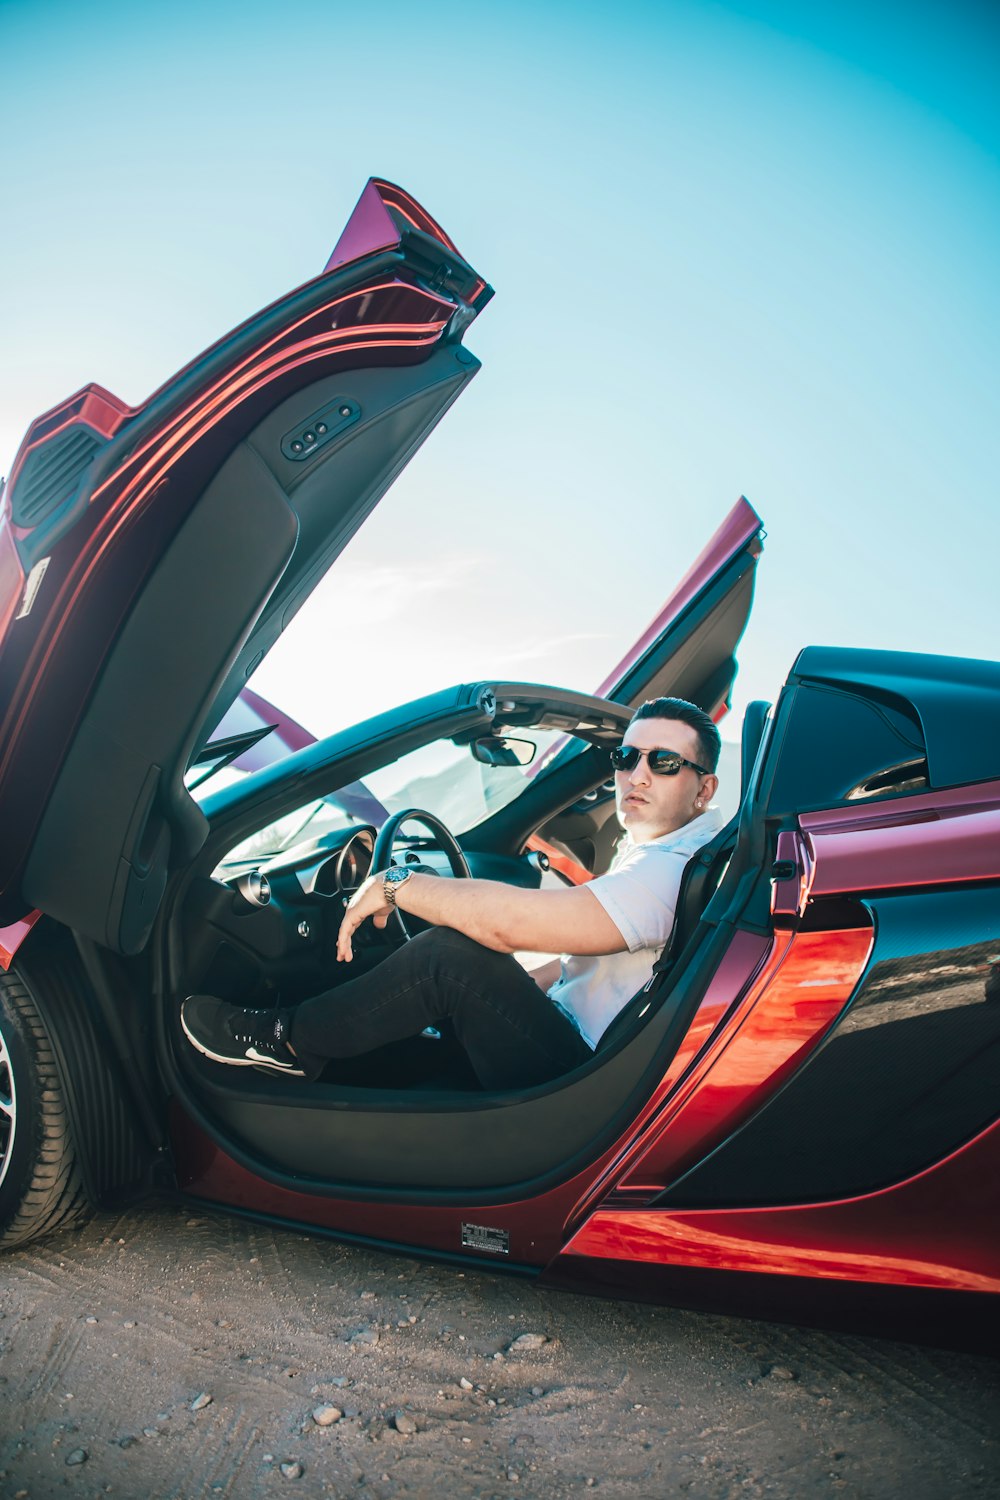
[1,180,998,1349]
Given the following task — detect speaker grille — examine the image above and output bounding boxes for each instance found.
[11,426,101,528]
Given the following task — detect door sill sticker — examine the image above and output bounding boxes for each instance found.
[461,1223,510,1256]
[16,556,50,620]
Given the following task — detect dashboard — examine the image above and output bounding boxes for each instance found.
[282,826,376,899]
[182,824,544,1005]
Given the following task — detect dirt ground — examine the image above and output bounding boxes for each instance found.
[1,1201,997,1500]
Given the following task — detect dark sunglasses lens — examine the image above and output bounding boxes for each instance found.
[611,746,685,775]
[649,752,683,776]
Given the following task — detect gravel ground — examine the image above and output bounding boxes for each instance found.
[1,1201,998,1500]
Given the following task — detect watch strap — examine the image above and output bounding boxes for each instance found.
[382,867,413,907]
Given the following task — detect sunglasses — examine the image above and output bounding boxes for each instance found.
[609,744,711,778]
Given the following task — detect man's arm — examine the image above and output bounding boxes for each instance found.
[336,873,625,963]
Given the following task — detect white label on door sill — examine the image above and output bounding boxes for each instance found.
[15,556,50,620]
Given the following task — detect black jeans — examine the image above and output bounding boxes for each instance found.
[287,927,593,1090]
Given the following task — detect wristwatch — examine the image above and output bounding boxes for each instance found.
[382,866,414,907]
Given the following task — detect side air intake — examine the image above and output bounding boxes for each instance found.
[10,425,102,528]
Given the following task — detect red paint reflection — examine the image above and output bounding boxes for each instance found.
[564,1117,1000,1293]
[622,927,873,1189]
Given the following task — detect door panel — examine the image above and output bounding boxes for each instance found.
[655,885,1000,1207]
[611,925,874,1195]
[21,444,297,953]
[596,495,763,718]
[558,1115,1000,1294]
[1,181,490,945]
[801,782,1000,895]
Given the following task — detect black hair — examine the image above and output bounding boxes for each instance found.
[629,696,721,774]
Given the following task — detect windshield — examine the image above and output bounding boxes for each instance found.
[216,727,573,875]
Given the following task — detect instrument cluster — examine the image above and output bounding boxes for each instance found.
[290,826,376,899]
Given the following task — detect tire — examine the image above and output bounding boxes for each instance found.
[0,969,91,1248]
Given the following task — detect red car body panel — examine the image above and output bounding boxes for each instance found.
[325,178,491,311]
[0,912,41,971]
[613,927,874,1193]
[801,780,1000,895]
[557,1119,1000,1294]
[4,384,132,501]
[173,1105,605,1270]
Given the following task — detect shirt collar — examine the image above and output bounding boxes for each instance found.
[626,805,723,852]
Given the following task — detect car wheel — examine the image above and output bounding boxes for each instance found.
[0,970,90,1248]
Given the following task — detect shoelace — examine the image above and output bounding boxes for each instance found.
[229,1016,276,1051]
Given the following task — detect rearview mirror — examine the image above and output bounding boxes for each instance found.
[470,736,537,768]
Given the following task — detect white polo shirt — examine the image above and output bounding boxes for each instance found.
[546,808,722,1049]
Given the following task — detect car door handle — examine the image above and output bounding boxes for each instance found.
[770,830,816,923]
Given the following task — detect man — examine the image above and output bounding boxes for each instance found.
[181,697,722,1090]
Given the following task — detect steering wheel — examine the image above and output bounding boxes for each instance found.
[371,808,471,940]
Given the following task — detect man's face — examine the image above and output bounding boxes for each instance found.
[614,716,718,842]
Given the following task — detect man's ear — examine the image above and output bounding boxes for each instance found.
[701,774,719,806]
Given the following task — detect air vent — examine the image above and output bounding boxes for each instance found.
[568,779,615,815]
[11,425,102,528]
[845,757,930,801]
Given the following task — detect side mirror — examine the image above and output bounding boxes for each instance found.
[471,736,537,768]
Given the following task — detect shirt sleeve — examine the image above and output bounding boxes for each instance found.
[584,844,688,954]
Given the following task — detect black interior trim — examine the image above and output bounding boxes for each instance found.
[22,351,478,956]
[23,444,297,954]
[159,914,746,1202]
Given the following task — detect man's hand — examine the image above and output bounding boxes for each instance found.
[337,874,392,963]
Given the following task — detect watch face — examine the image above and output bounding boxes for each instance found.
[385,867,411,884]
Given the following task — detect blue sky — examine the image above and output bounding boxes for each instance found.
[2,0,997,743]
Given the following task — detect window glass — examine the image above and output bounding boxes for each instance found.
[215,726,573,876]
[765,684,927,816]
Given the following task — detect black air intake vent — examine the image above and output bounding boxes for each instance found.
[11,425,102,528]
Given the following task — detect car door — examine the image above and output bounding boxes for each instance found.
[515,496,762,878]
[0,179,492,955]
[548,645,1000,1311]
[594,493,763,720]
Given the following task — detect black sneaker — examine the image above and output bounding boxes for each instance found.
[180,995,306,1077]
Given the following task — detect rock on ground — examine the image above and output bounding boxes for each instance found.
[0,1202,997,1500]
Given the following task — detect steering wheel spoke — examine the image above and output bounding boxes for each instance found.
[371,809,471,940]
